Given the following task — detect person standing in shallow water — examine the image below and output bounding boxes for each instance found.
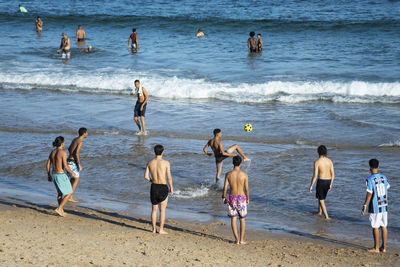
[46,136,77,217]
[309,145,335,219]
[144,145,174,234]
[247,31,257,53]
[132,80,149,134]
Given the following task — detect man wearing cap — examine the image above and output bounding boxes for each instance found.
[58,32,71,59]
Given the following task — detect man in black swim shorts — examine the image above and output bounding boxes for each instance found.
[309,145,335,219]
[144,145,174,234]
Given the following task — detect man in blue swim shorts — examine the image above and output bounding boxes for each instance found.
[46,136,77,217]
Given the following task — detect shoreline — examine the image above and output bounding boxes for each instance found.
[1,195,399,266]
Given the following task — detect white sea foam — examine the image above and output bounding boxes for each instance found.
[1,72,400,104]
[378,140,400,147]
[173,185,210,199]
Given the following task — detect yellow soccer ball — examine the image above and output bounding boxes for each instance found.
[244,123,253,132]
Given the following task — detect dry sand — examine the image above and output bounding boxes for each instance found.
[0,196,399,267]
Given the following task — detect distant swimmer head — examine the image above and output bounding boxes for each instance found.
[317,145,327,156]
[61,32,66,37]
[257,33,261,37]
[213,128,222,136]
[78,25,82,29]
[198,28,202,32]
[132,28,136,33]
[154,144,164,156]
[369,159,379,169]
[37,16,41,19]
[53,136,65,147]
[88,46,92,52]
[78,127,88,137]
[233,155,242,167]
[249,31,255,37]
[134,79,140,87]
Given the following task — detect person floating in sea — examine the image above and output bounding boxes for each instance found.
[196,28,205,38]
[57,32,71,59]
[144,145,174,234]
[46,136,77,217]
[222,156,249,244]
[19,4,28,13]
[35,16,43,34]
[309,145,335,220]
[75,25,86,43]
[203,129,250,183]
[66,127,89,202]
[128,28,140,53]
[257,33,262,52]
[132,79,149,134]
[79,46,93,52]
[362,159,390,253]
[247,31,257,53]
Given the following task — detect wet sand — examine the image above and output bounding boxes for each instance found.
[0,196,399,266]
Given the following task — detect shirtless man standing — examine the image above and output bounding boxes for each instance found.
[144,145,174,234]
[35,16,43,33]
[222,156,249,244]
[203,129,250,182]
[247,31,257,53]
[58,32,71,58]
[46,136,77,217]
[67,127,88,202]
[128,28,140,53]
[133,80,149,134]
[75,25,86,42]
[309,145,335,219]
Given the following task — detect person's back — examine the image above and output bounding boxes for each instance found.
[226,168,247,195]
[49,148,66,173]
[147,157,169,184]
[315,156,333,179]
[209,137,222,157]
[76,26,85,41]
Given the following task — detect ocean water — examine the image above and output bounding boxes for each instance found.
[0,0,400,245]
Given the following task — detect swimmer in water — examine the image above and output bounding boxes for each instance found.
[247,31,257,53]
[257,33,262,52]
[128,28,140,53]
[57,32,71,59]
[75,25,86,43]
[79,46,92,52]
[35,16,43,33]
[196,28,205,38]
[203,129,250,183]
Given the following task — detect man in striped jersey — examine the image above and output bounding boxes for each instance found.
[362,159,390,253]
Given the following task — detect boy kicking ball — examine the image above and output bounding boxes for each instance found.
[362,159,390,253]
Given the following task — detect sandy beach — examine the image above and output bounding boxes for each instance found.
[0,196,399,267]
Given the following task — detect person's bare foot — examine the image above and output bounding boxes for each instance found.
[368,248,380,253]
[69,198,79,203]
[235,241,240,245]
[159,230,168,235]
[239,241,247,245]
[152,229,157,234]
[325,217,331,220]
[55,208,65,217]
[380,246,386,253]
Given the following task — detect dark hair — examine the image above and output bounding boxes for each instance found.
[250,31,255,37]
[369,159,379,169]
[233,156,242,166]
[257,33,261,36]
[132,28,136,32]
[37,16,40,19]
[317,145,327,156]
[78,127,87,136]
[213,129,221,136]
[154,145,164,155]
[134,80,140,84]
[53,136,64,147]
